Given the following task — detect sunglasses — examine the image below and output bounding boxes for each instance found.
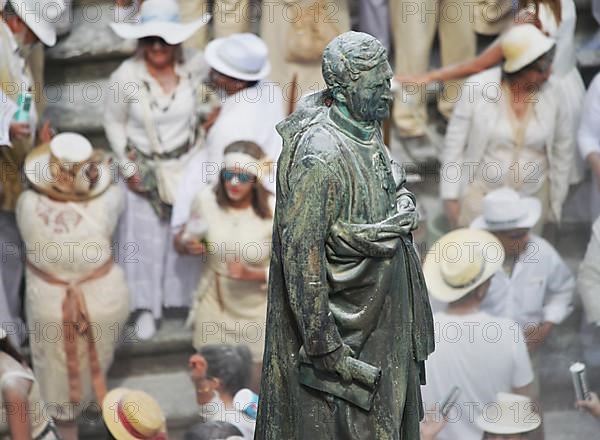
[141,36,170,47]
[222,170,255,184]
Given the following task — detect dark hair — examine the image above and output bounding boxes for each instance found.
[184,421,242,440]
[0,335,26,365]
[198,344,252,396]
[502,46,556,83]
[215,141,273,220]
[518,0,561,24]
[1,3,18,18]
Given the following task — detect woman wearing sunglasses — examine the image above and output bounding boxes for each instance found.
[105,0,211,340]
[175,141,274,389]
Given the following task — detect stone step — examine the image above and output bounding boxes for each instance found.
[109,314,194,378]
[46,2,136,65]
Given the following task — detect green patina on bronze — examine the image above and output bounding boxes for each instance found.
[255,32,435,439]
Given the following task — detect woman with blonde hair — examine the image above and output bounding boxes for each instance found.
[176,141,273,386]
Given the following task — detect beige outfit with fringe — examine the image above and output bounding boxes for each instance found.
[16,187,130,421]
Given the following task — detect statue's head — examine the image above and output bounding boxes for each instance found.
[322,32,393,123]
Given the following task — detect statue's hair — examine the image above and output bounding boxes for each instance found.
[322,32,388,92]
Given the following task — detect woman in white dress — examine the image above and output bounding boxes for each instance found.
[17,133,130,440]
[399,0,584,179]
[176,141,273,386]
[441,25,574,230]
[0,327,60,440]
[105,0,211,339]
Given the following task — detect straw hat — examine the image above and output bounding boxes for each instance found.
[471,187,541,232]
[502,24,555,73]
[7,0,61,46]
[205,33,271,81]
[476,392,542,435]
[24,132,112,202]
[103,388,167,440]
[109,0,210,45]
[423,228,505,303]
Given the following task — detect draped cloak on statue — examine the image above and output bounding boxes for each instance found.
[255,91,435,440]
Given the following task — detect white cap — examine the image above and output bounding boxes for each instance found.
[502,24,555,73]
[205,33,271,81]
[8,0,61,47]
[471,187,541,231]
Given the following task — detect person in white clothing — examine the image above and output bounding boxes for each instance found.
[471,188,575,353]
[422,228,535,440]
[578,73,600,221]
[577,215,600,367]
[441,25,574,229]
[172,33,284,229]
[1,0,58,345]
[104,0,211,339]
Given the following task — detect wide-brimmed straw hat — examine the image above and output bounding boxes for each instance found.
[24,132,111,202]
[103,388,167,440]
[7,0,61,46]
[476,392,542,434]
[109,0,210,46]
[423,228,505,303]
[502,24,555,73]
[205,33,271,81]
[471,187,542,232]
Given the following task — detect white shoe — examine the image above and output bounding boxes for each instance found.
[135,311,156,340]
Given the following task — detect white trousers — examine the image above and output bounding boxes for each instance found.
[116,183,203,319]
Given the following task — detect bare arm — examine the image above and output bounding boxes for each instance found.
[3,378,33,440]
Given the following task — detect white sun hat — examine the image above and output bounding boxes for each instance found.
[471,187,542,232]
[205,33,271,81]
[24,132,112,202]
[7,0,62,47]
[502,23,555,73]
[423,228,505,303]
[476,392,542,435]
[109,0,211,46]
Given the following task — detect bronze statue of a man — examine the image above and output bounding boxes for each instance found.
[255,31,435,439]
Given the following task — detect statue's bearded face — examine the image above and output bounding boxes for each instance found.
[341,60,394,123]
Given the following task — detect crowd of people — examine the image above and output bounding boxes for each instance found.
[1,0,600,439]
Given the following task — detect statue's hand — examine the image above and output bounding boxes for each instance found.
[311,344,355,383]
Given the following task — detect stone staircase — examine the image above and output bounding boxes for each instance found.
[41,0,600,438]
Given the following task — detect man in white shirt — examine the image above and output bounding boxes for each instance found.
[578,72,600,221]
[577,215,600,367]
[422,228,535,440]
[471,188,575,352]
[173,33,284,228]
